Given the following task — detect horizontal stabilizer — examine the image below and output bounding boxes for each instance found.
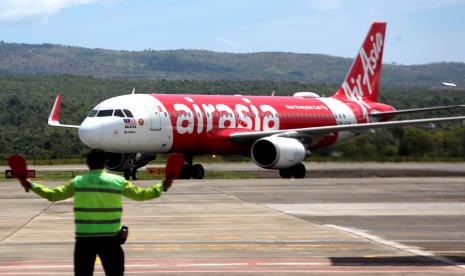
[371,105,465,117]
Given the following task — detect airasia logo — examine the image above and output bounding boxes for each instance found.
[173,97,280,134]
[341,32,383,118]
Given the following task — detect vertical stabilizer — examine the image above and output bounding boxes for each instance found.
[332,22,386,103]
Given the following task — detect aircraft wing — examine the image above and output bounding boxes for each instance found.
[230,116,465,143]
[371,105,465,117]
[48,93,80,129]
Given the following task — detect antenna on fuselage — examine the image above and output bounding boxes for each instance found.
[131,88,136,95]
[271,90,275,96]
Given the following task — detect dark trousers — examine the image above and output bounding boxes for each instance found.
[74,236,124,276]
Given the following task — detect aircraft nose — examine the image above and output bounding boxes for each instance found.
[78,119,103,148]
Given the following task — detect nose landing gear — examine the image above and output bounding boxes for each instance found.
[124,167,138,180]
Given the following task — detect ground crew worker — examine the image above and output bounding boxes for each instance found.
[16,149,174,276]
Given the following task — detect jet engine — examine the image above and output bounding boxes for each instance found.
[251,137,307,169]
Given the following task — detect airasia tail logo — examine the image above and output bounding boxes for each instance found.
[343,32,383,98]
[341,32,383,118]
[173,97,280,135]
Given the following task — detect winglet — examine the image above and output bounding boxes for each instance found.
[48,93,80,129]
[48,93,62,124]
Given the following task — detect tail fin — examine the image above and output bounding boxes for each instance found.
[332,22,386,103]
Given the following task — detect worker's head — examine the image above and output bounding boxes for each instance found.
[86,149,107,170]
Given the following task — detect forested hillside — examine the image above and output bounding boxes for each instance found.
[1,42,465,87]
[1,75,464,163]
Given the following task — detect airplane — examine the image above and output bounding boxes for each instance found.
[48,22,465,180]
[442,82,457,87]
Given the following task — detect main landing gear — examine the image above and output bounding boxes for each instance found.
[124,167,138,181]
[279,163,306,179]
[179,155,205,179]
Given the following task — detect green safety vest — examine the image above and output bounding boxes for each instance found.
[30,169,165,238]
[72,170,125,237]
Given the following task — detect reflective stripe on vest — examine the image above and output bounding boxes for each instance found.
[72,170,125,237]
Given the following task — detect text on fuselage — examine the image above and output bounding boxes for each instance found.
[173,98,280,134]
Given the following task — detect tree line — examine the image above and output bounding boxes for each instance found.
[1,75,465,163]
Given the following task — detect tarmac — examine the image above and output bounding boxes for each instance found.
[1,163,465,275]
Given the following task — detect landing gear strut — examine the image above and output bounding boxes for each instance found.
[279,163,306,179]
[123,157,138,181]
[123,167,138,180]
[179,155,205,179]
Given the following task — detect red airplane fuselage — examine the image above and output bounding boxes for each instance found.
[152,93,395,155]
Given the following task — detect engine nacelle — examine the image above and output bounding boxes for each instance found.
[251,137,307,169]
[105,152,157,171]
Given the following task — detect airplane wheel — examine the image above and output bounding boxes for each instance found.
[191,164,205,179]
[124,169,131,180]
[179,165,192,179]
[292,163,306,179]
[131,168,138,181]
[279,168,292,178]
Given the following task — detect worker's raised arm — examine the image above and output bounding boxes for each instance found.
[122,177,173,201]
[28,181,75,202]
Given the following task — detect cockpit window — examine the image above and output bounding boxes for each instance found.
[87,110,98,117]
[123,109,134,118]
[97,109,113,117]
[114,109,125,117]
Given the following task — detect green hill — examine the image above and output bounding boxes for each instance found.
[1,42,464,87]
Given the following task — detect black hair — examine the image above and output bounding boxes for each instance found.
[86,149,107,170]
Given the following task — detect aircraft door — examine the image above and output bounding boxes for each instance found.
[144,104,161,131]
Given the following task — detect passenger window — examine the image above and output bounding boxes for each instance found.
[123,109,134,118]
[114,109,125,117]
[97,110,113,117]
[88,110,98,117]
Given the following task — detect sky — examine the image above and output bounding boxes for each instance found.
[0,0,464,65]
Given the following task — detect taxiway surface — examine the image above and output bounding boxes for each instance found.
[1,165,465,275]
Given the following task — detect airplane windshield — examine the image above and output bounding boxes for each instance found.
[114,109,125,117]
[87,110,98,117]
[88,109,134,118]
[123,109,134,118]
[97,110,113,117]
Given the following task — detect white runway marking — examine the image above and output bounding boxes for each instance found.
[266,203,465,216]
